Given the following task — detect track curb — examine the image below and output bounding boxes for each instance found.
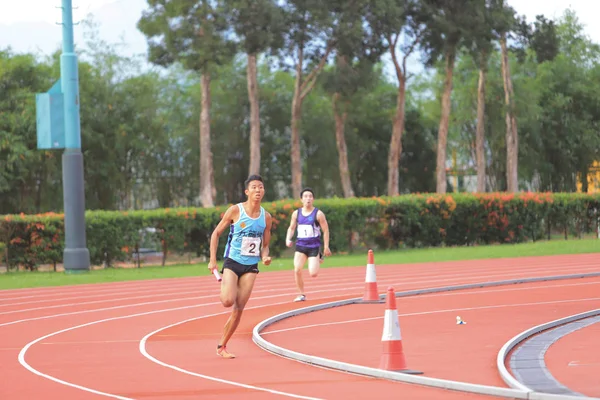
[497,308,600,399]
[253,271,600,399]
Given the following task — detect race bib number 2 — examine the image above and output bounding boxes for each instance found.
[241,237,261,256]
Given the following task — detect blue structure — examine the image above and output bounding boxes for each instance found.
[36,0,90,272]
[36,80,65,149]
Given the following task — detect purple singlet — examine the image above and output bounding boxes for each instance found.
[296,208,321,248]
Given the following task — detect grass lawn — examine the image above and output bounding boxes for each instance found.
[1,238,598,290]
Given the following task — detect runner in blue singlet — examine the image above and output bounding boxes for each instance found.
[208,174,273,359]
[285,187,332,302]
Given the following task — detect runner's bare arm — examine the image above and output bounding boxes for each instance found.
[262,212,273,265]
[317,210,332,257]
[208,206,238,271]
[285,210,298,246]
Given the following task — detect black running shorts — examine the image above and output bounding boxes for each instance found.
[295,245,321,258]
[221,257,259,278]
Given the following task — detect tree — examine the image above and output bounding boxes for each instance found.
[529,15,560,63]
[0,50,56,214]
[492,0,519,192]
[137,0,236,207]
[528,11,600,192]
[320,0,385,198]
[280,0,335,198]
[465,0,497,192]
[224,0,284,176]
[419,0,479,193]
[367,0,424,196]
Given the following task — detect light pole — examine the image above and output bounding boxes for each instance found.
[59,0,90,272]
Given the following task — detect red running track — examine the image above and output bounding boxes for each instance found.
[0,253,598,399]
[261,276,600,388]
[545,316,600,398]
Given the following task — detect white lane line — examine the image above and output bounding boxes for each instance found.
[0,283,213,308]
[397,279,600,300]
[11,259,600,400]
[0,296,207,327]
[0,290,207,316]
[17,294,350,400]
[0,280,210,301]
[15,264,600,399]
[262,316,384,335]
[0,282,366,328]
[19,330,137,400]
[568,361,600,366]
[5,264,600,323]
[139,305,323,400]
[262,296,600,335]
[2,258,596,302]
[5,265,600,328]
[0,273,389,312]
[0,270,373,309]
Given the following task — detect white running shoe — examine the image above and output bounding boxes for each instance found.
[294,294,306,302]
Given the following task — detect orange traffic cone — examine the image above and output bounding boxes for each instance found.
[362,249,380,302]
[379,287,423,374]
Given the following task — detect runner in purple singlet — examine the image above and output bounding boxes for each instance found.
[285,187,332,302]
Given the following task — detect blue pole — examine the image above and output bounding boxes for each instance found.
[61,0,81,149]
[60,0,90,272]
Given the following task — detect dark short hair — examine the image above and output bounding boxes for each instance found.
[245,174,264,188]
[300,187,314,198]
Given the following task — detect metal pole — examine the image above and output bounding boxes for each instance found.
[60,0,90,272]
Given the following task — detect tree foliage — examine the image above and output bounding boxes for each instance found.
[1,5,600,215]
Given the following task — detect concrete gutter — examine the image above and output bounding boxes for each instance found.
[497,309,600,398]
[253,272,600,400]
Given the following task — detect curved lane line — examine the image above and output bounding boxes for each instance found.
[16,270,600,399]
[1,285,360,327]
[253,273,600,400]
[138,309,323,400]
[18,294,351,399]
[261,296,600,336]
[497,309,600,398]
[511,315,600,396]
[5,269,600,328]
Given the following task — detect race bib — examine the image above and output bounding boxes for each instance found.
[297,224,315,239]
[241,237,261,256]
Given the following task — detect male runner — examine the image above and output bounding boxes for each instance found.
[208,174,272,358]
[285,187,331,302]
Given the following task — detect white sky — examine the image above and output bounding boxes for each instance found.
[0,0,115,25]
[1,0,599,57]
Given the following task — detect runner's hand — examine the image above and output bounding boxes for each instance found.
[324,247,332,257]
[286,239,293,248]
[208,260,218,272]
[262,256,272,266]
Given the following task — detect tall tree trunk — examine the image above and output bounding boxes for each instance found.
[290,53,304,199]
[387,77,406,196]
[476,61,487,193]
[35,170,43,212]
[290,44,333,198]
[500,34,519,192]
[386,30,421,196]
[199,71,215,207]
[333,93,354,198]
[436,49,456,194]
[580,164,589,193]
[247,52,261,176]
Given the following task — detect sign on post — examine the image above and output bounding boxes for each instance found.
[35,79,65,149]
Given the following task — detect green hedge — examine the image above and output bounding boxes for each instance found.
[1,192,599,270]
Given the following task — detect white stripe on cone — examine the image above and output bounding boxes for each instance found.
[381,309,402,341]
[365,264,377,283]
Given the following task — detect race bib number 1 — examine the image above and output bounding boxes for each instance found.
[241,237,261,256]
[297,224,315,239]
